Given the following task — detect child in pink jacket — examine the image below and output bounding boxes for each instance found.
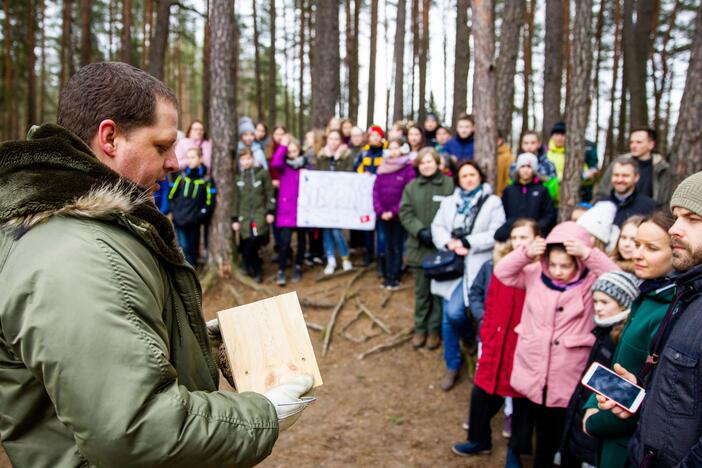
[494,221,619,468]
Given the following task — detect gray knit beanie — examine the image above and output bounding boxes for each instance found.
[670,171,702,216]
[592,271,641,309]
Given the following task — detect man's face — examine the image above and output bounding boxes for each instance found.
[456,119,474,138]
[629,130,655,158]
[110,99,178,192]
[670,207,702,271]
[611,163,639,195]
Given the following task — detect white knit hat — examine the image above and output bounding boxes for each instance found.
[515,152,539,172]
[577,201,621,252]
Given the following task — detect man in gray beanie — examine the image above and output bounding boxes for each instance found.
[597,172,702,467]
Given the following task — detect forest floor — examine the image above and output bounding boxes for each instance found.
[0,250,530,467]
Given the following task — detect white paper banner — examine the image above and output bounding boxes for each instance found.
[297,170,377,230]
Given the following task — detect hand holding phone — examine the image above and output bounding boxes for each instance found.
[581,362,645,415]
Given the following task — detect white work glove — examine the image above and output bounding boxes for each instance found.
[263,374,315,431]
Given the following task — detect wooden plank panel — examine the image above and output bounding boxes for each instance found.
[217,291,323,393]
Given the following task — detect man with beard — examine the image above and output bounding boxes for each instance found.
[595,172,702,467]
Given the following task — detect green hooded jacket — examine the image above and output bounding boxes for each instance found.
[0,125,278,467]
[232,167,276,239]
[399,171,455,266]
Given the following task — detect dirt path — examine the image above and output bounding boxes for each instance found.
[203,260,514,467]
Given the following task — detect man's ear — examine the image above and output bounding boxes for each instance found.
[94,119,118,158]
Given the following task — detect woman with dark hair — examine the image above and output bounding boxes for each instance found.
[407,125,427,157]
[255,121,269,149]
[581,210,675,468]
[431,160,506,391]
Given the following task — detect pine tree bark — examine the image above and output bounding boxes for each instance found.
[591,0,606,149]
[268,0,277,126]
[452,0,471,127]
[495,0,525,141]
[142,0,152,68]
[148,0,173,80]
[121,0,133,64]
[60,0,74,89]
[231,17,240,136]
[3,0,13,140]
[653,0,680,145]
[367,0,379,126]
[79,0,91,66]
[670,1,702,185]
[202,0,211,129]
[410,0,419,119]
[417,0,429,121]
[623,0,656,128]
[39,0,46,122]
[392,0,407,122]
[297,0,306,137]
[560,0,594,221]
[542,0,564,141]
[348,0,361,123]
[521,0,534,137]
[26,0,37,131]
[472,0,497,185]
[604,0,622,168]
[252,0,264,121]
[311,0,340,129]
[208,0,236,276]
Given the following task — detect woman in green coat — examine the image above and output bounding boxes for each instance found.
[583,211,675,468]
[399,147,455,349]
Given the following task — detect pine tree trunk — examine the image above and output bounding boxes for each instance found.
[452,0,470,127]
[231,17,240,137]
[79,0,91,66]
[623,0,656,128]
[410,0,419,119]
[653,0,679,146]
[591,0,605,149]
[472,0,497,185]
[26,0,37,131]
[60,0,74,89]
[604,0,621,168]
[560,0,594,221]
[542,0,564,141]
[298,0,306,137]
[142,0,152,68]
[202,0,210,129]
[367,0,378,126]
[521,0,534,137]
[148,0,173,80]
[563,0,571,110]
[3,0,13,140]
[121,0,133,64]
[417,0,429,121]
[392,0,407,122]
[348,0,361,124]
[311,0,340,129]
[283,0,290,128]
[208,0,235,276]
[268,0,277,126]
[39,0,46,122]
[495,0,525,141]
[252,0,264,121]
[670,2,702,184]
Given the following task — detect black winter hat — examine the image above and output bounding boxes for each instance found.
[551,121,566,135]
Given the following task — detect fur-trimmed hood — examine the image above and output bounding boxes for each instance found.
[0,124,185,265]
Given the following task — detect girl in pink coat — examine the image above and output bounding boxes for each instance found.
[494,221,619,468]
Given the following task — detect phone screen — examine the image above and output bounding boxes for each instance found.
[585,364,642,409]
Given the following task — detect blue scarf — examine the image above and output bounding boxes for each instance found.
[457,186,483,215]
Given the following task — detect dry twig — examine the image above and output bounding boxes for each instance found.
[358,327,414,360]
[355,300,393,334]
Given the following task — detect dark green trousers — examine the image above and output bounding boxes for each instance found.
[412,267,442,334]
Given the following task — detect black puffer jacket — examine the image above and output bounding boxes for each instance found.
[604,189,656,227]
[629,263,702,467]
[560,325,618,466]
[168,165,216,227]
[501,179,557,235]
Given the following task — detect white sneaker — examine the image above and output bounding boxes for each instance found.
[323,263,336,275]
[342,259,353,271]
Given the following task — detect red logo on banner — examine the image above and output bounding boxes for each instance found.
[360,215,371,223]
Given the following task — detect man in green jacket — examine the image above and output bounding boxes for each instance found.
[0,62,312,467]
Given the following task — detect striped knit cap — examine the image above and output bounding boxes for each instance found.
[592,271,641,309]
[670,171,702,217]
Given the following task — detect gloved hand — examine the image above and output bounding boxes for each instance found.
[206,318,236,389]
[417,228,434,248]
[263,374,315,431]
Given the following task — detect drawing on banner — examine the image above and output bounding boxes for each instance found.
[297,170,376,230]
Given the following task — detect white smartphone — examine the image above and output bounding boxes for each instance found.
[581,362,646,414]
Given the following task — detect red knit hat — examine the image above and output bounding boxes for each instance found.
[368,125,385,139]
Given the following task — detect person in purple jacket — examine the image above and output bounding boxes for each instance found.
[373,137,417,289]
[270,134,308,286]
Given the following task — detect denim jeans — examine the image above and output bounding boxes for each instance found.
[323,229,349,259]
[279,227,306,270]
[441,281,474,372]
[176,226,200,266]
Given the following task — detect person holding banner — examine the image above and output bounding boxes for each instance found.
[315,129,355,274]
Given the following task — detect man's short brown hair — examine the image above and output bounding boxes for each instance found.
[57,62,178,145]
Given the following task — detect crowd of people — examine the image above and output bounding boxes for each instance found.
[160,108,700,468]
